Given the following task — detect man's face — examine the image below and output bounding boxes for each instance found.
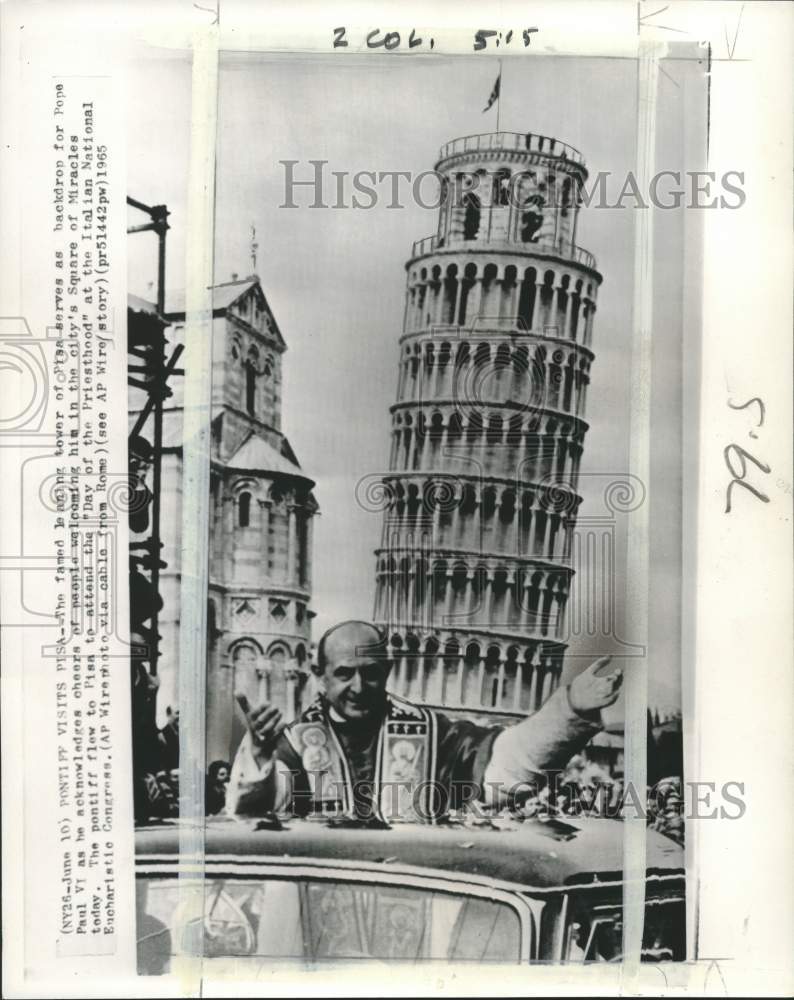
[322,623,391,722]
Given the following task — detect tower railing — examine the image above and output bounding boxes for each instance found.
[438,131,585,166]
[410,233,597,271]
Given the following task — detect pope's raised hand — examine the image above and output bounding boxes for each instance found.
[569,656,623,713]
[235,693,284,765]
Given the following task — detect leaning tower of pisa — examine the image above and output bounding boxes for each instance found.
[372,131,602,723]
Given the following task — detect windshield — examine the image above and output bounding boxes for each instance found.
[137,875,525,972]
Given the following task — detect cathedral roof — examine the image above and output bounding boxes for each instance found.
[224,432,314,486]
[127,293,160,316]
[163,276,287,350]
[163,277,257,316]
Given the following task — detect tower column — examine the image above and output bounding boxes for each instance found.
[417,422,430,470]
[433,654,445,703]
[529,664,542,710]
[416,653,426,702]
[443,572,455,626]
[259,498,271,579]
[496,656,506,710]
[512,661,524,712]
[284,664,299,723]
[462,572,474,626]
[407,565,417,622]
[564,290,574,338]
[535,277,547,332]
[223,492,235,579]
[476,655,485,707]
[541,665,555,703]
[485,571,497,626]
[287,501,297,584]
[305,510,314,589]
[448,281,460,327]
[467,276,485,325]
[256,661,272,705]
[455,654,465,705]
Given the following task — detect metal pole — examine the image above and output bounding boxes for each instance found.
[149,324,164,676]
[156,223,167,315]
[622,40,662,973]
[176,18,219,987]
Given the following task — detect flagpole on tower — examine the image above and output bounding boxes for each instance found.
[483,64,502,133]
[496,59,502,133]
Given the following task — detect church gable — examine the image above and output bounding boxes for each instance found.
[226,281,287,353]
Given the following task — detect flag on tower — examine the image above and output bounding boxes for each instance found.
[483,71,501,112]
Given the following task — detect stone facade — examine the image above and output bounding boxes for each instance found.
[129,276,317,762]
[373,131,602,724]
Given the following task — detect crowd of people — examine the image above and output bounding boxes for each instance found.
[516,754,685,845]
[134,739,683,845]
[134,756,232,821]
[131,660,233,821]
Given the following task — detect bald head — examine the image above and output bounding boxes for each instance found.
[315,620,391,721]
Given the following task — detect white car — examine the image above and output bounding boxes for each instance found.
[135,814,685,971]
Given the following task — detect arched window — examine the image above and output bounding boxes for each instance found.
[458,263,476,326]
[518,267,537,330]
[246,364,256,416]
[297,507,309,585]
[238,491,251,528]
[561,177,572,217]
[485,646,501,707]
[442,640,461,704]
[268,644,288,670]
[462,194,481,241]
[493,169,511,207]
[268,486,288,576]
[443,265,458,325]
[233,640,264,701]
[521,195,544,243]
[207,599,219,641]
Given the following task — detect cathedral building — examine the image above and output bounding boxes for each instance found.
[129,275,318,763]
[373,131,601,724]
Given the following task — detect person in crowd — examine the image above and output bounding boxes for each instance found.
[157,706,180,771]
[227,619,623,823]
[142,769,179,820]
[131,661,162,824]
[206,760,231,816]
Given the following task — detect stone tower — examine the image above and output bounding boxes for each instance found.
[130,276,318,763]
[373,132,601,723]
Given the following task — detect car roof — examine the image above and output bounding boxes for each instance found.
[136,816,684,892]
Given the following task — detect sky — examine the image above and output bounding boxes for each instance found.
[126,46,709,715]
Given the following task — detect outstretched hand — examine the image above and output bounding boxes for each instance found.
[569,657,623,714]
[235,693,284,766]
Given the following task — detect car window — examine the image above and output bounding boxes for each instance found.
[564,896,685,963]
[136,875,524,971]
